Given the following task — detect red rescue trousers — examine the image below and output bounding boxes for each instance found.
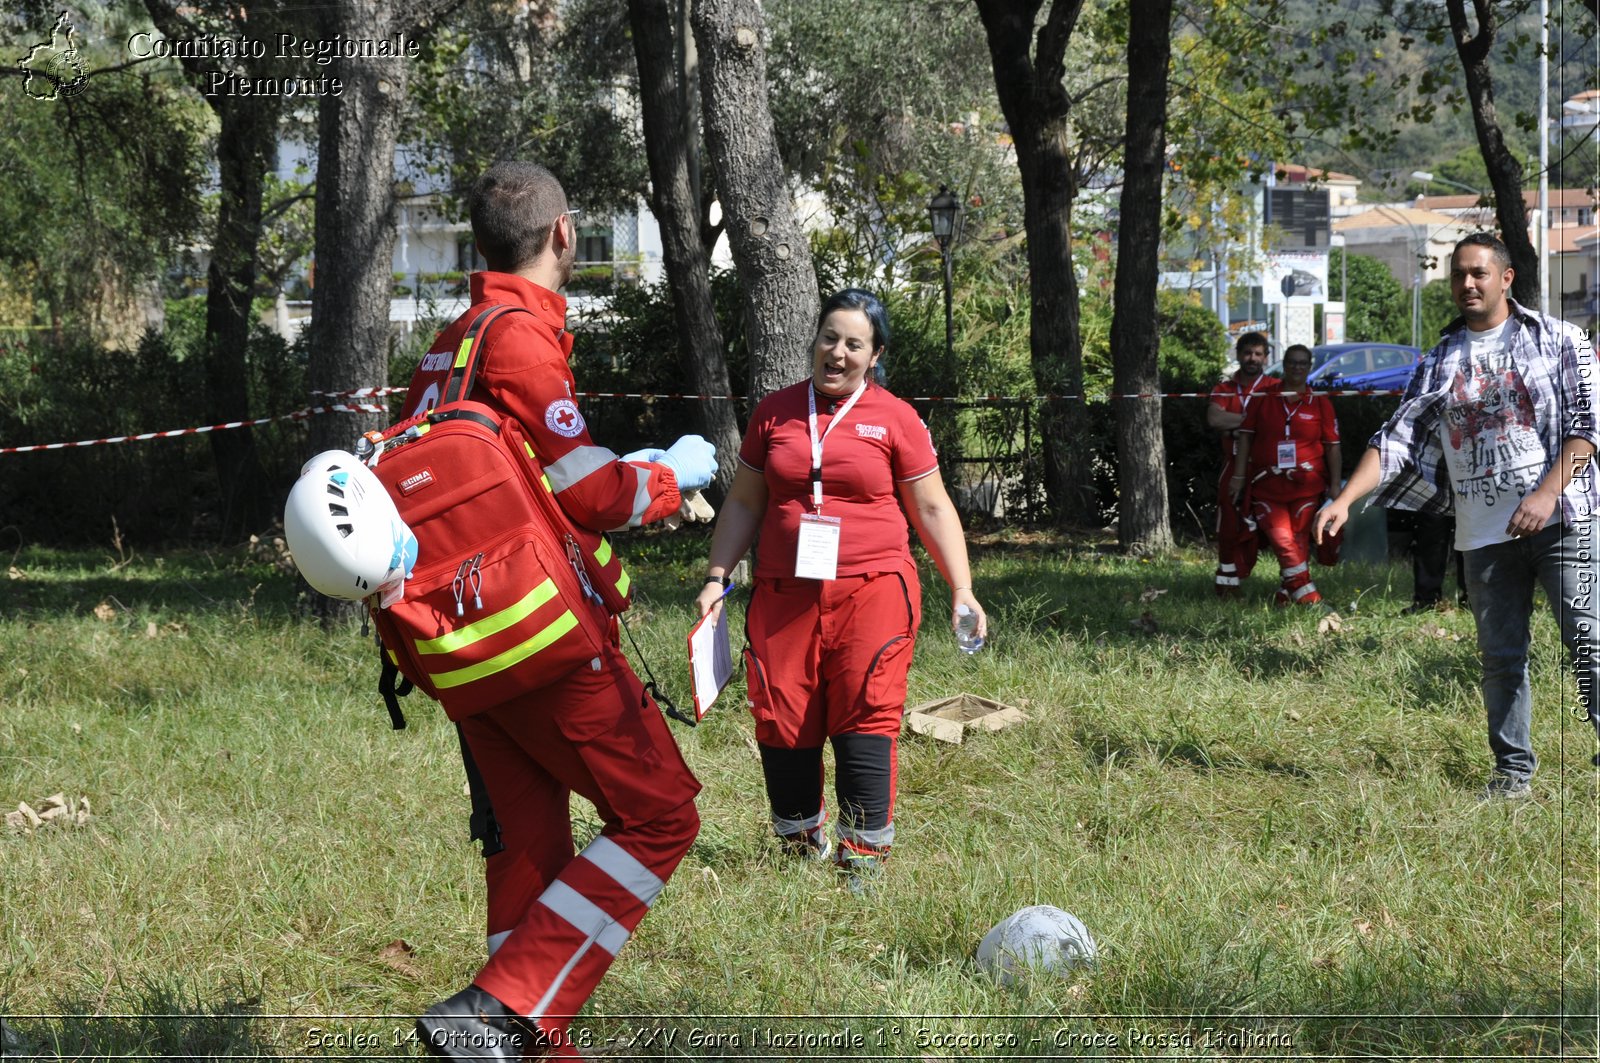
[1215,462,1260,594]
[743,568,920,859]
[459,639,701,1048]
[1250,472,1327,605]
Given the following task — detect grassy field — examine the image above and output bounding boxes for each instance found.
[1,527,1596,1060]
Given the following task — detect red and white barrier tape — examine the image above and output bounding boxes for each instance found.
[312,385,1409,402]
[0,403,385,455]
[3,385,1407,456]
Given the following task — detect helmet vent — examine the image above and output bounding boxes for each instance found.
[336,522,354,538]
[326,484,346,499]
[328,503,349,517]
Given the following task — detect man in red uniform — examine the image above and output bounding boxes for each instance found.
[410,162,714,1059]
[1207,332,1279,596]
[1235,344,1341,605]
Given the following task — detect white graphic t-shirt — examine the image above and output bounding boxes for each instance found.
[1436,318,1556,550]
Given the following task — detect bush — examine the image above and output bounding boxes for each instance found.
[0,301,309,546]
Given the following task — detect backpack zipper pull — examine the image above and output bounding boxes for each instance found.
[452,559,470,618]
[469,552,484,610]
[565,534,600,605]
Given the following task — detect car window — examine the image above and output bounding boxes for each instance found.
[1372,348,1415,371]
[1322,350,1369,377]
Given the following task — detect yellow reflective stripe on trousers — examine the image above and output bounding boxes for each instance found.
[414,579,559,655]
[428,611,581,689]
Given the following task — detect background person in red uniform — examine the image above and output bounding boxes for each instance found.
[411,162,713,1060]
[1234,343,1342,605]
[1207,332,1279,597]
[693,289,986,884]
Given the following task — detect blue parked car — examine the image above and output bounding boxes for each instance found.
[1308,343,1423,393]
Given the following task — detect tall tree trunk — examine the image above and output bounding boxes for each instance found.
[303,0,423,623]
[629,0,741,498]
[305,0,414,460]
[142,0,280,539]
[1447,0,1537,306]
[692,0,816,400]
[1110,0,1175,555]
[975,0,1096,527]
[203,94,278,539]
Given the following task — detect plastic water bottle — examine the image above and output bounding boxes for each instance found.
[956,604,984,654]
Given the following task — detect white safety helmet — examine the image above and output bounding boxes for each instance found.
[284,450,417,601]
[976,905,1097,985]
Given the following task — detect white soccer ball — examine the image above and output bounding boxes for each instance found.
[976,905,1097,985]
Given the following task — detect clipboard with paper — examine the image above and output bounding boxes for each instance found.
[686,604,735,720]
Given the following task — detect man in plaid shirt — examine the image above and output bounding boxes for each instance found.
[1318,233,1600,799]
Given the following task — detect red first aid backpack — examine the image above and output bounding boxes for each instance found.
[365,304,633,721]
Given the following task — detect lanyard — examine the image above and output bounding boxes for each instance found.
[1279,393,1309,439]
[807,382,867,509]
[1236,373,1268,414]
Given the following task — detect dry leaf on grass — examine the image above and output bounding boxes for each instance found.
[1129,611,1159,635]
[378,939,423,979]
[1353,919,1374,937]
[1139,586,1169,603]
[92,601,116,622]
[145,622,159,639]
[6,566,24,580]
[1317,612,1343,635]
[7,795,92,833]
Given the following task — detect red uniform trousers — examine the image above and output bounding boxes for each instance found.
[1250,471,1326,605]
[458,639,700,1049]
[743,568,920,860]
[1215,458,1260,594]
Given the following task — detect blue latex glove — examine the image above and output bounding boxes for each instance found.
[658,434,717,492]
[621,447,668,464]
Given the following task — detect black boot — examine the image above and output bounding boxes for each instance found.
[416,985,528,1059]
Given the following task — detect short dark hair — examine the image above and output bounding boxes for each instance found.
[1284,343,1313,363]
[1236,331,1268,354]
[817,288,891,351]
[1453,231,1512,272]
[469,162,567,272]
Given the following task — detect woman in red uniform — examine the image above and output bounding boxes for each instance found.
[694,289,986,882]
[1233,343,1342,605]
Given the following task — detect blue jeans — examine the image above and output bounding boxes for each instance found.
[1464,521,1600,781]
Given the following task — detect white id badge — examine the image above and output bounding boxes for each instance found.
[1276,441,1297,470]
[794,513,842,580]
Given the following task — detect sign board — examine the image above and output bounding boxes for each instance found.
[1261,251,1329,305]
[1266,188,1331,250]
[1324,302,1346,344]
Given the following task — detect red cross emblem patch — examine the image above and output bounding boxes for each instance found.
[544,398,585,438]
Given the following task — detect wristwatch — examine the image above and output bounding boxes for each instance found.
[705,575,732,588]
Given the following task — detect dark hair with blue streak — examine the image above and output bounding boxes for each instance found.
[818,288,890,385]
[818,288,891,352]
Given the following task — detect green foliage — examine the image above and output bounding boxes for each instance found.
[406,0,647,218]
[1332,249,1412,345]
[0,26,208,340]
[766,0,1025,283]
[0,309,308,545]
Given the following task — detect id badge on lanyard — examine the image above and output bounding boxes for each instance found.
[798,383,866,580]
[795,513,842,580]
[1277,396,1305,469]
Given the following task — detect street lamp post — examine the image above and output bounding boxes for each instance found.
[928,185,962,369]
